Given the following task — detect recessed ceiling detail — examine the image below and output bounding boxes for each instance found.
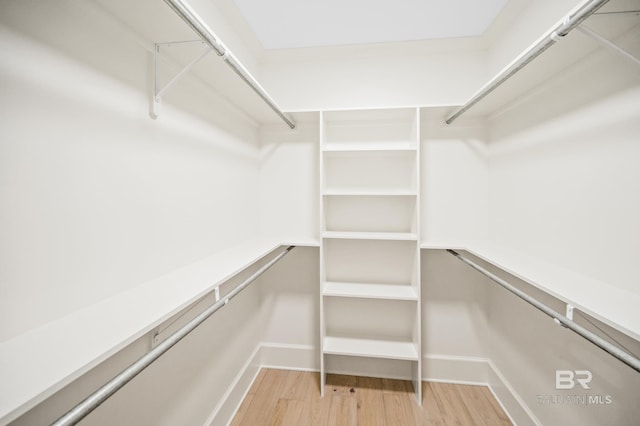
[231,0,509,49]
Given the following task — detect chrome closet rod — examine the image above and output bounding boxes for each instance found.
[162,0,296,129]
[445,0,610,124]
[51,246,296,426]
[447,249,640,374]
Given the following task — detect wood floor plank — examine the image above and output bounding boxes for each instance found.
[434,382,477,425]
[230,393,253,426]
[309,388,333,426]
[327,394,357,426]
[326,373,357,396]
[420,382,445,426]
[457,384,504,426]
[295,372,332,426]
[480,386,512,425]
[268,399,305,426]
[248,368,267,396]
[383,393,419,426]
[231,369,512,426]
[382,377,410,395]
[280,370,308,400]
[355,376,385,426]
[238,369,289,425]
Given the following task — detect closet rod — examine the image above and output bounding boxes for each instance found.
[51,246,296,426]
[447,249,640,374]
[162,0,296,129]
[445,0,610,124]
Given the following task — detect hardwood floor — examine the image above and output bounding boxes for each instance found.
[231,369,512,426]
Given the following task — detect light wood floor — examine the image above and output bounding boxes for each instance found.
[231,369,512,426]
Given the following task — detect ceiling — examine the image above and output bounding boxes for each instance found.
[231,0,509,49]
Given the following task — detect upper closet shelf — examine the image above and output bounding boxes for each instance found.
[445,0,640,123]
[421,240,640,342]
[0,236,316,425]
[95,0,294,128]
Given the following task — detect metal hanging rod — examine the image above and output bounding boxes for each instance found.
[162,0,296,129]
[51,246,296,426]
[447,249,640,374]
[445,0,611,125]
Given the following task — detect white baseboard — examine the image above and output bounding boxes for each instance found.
[260,343,318,371]
[423,354,489,385]
[203,343,317,426]
[204,345,262,426]
[487,360,541,426]
[204,344,540,426]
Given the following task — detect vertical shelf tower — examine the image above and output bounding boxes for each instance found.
[320,108,422,403]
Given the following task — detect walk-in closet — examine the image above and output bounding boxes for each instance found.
[1,0,639,425]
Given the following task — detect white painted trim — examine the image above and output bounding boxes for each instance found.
[487,360,541,426]
[260,343,318,371]
[203,344,262,426]
[422,354,489,385]
[203,343,541,426]
[203,343,318,425]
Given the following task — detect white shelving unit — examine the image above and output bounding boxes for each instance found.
[319,108,422,403]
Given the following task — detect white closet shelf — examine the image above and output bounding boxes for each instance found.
[323,189,417,196]
[421,240,640,341]
[323,281,418,301]
[323,336,419,361]
[322,231,417,241]
[322,143,417,153]
[446,4,639,121]
[0,236,310,425]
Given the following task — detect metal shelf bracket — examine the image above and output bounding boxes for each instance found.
[151,40,212,119]
[576,24,640,68]
[566,304,575,321]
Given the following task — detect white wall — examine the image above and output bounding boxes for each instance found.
[5,1,640,425]
[258,117,319,240]
[421,250,490,384]
[421,110,489,243]
[488,29,640,295]
[485,17,640,426]
[0,0,260,342]
[258,247,320,372]
[0,1,266,424]
[260,42,487,112]
[483,257,640,426]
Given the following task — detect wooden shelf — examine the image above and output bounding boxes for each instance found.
[323,281,418,301]
[322,231,417,241]
[323,336,419,361]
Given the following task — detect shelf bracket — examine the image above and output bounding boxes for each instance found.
[151,40,212,119]
[566,304,575,321]
[576,25,640,69]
